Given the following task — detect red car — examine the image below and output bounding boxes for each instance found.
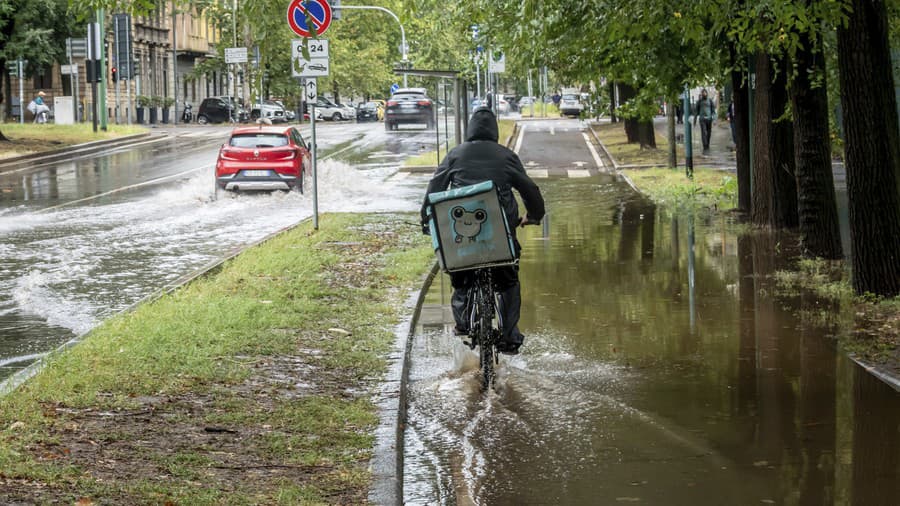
[215,125,311,192]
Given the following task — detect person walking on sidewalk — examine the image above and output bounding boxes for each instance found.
[694,88,716,153]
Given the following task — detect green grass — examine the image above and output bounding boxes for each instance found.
[621,167,737,211]
[0,213,433,504]
[0,123,148,159]
[591,122,685,166]
[402,119,517,167]
[520,103,560,117]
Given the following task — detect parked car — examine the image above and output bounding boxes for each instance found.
[559,93,584,117]
[311,97,351,121]
[198,96,248,124]
[356,101,381,122]
[250,100,288,123]
[335,102,357,120]
[385,88,434,130]
[215,125,311,192]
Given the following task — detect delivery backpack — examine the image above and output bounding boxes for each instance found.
[424,180,517,273]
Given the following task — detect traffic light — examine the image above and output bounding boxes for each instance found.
[111,66,118,82]
[132,61,140,77]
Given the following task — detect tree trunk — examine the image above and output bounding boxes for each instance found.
[791,31,843,259]
[0,130,8,142]
[3,66,11,119]
[729,45,752,213]
[837,0,900,296]
[638,120,657,149]
[618,83,639,143]
[667,100,677,168]
[751,52,798,228]
[608,81,617,123]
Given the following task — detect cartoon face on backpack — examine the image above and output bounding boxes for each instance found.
[451,206,487,243]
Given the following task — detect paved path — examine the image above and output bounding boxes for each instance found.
[515,118,608,178]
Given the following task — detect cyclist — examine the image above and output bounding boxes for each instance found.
[421,107,545,355]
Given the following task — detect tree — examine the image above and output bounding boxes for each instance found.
[837,0,900,296]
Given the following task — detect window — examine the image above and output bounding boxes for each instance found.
[33,67,52,89]
[230,134,289,148]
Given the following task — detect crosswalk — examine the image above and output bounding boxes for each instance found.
[392,167,604,181]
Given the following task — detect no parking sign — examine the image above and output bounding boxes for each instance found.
[287,0,333,38]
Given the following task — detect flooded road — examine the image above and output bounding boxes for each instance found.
[0,122,445,381]
[404,175,900,505]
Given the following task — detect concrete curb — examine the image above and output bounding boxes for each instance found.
[850,356,900,393]
[0,216,312,397]
[0,132,155,173]
[587,122,621,172]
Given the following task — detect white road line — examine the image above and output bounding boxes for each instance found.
[568,169,592,178]
[550,125,555,136]
[38,165,210,213]
[582,132,605,169]
[514,123,527,154]
[527,169,549,179]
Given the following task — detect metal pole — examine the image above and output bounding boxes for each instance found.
[453,77,462,145]
[475,60,481,99]
[311,104,319,230]
[232,0,237,122]
[335,5,407,86]
[18,59,23,124]
[435,81,441,163]
[99,9,108,131]
[114,15,120,124]
[683,84,693,178]
[443,80,449,152]
[172,2,178,125]
[125,18,131,124]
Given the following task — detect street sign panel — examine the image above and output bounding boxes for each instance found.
[390,83,400,94]
[66,38,87,60]
[225,47,248,64]
[287,0,333,38]
[291,39,329,77]
[489,51,506,73]
[60,64,78,75]
[305,79,318,102]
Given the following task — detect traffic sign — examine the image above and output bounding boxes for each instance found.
[291,39,329,77]
[390,83,400,94]
[225,47,248,64]
[489,51,506,73]
[305,79,318,102]
[287,0,333,38]
[60,64,78,75]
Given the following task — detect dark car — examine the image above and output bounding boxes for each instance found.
[198,96,248,124]
[356,101,380,122]
[384,88,434,131]
[215,125,311,192]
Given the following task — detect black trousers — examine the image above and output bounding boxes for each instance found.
[699,118,713,150]
[449,263,524,346]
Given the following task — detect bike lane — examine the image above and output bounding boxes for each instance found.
[402,121,900,504]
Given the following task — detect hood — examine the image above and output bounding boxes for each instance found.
[466,108,499,142]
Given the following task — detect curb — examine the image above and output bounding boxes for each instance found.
[850,356,900,393]
[587,122,621,172]
[0,216,313,397]
[0,132,155,173]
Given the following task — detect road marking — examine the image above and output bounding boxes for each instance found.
[550,125,555,136]
[38,165,210,213]
[568,169,592,178]
[582,132,605,169]
[527,169,549,179]
[573,161,587,167]
[389,171,409,181]
[514,123,526,154]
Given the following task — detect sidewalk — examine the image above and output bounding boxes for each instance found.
[655,116,737,168]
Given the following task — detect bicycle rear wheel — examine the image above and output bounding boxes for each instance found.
[474,279,496,391]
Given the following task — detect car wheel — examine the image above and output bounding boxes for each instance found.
[385,121,392,131]
[250,111,260,120]
[332,112,342,121]
[198,114,209,125]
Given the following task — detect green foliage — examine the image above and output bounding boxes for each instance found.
[1,0,79,70]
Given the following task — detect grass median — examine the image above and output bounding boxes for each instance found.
[0,213,433,504]
[0,123,148,159]
[621,167,737,212]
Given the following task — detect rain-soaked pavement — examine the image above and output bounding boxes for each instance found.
[0,121,445,381]
[403,121,899,504]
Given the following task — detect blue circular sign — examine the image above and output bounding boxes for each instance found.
[390,83,400,94]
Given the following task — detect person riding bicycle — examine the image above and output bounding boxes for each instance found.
[421,107,545,355]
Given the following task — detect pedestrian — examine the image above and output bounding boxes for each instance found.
[420,108,545,355]
[551,92,561,106]
[675,102,683,124]
[693,88,715,153]
[27,91,50,124]
[727,100,737,148]
[486,89,493,110]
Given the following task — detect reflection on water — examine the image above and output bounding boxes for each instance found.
[404,177,900,505]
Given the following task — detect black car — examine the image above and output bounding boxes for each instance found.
[356,101,379,122]
[197,96,249,124]
[384,88,434,131]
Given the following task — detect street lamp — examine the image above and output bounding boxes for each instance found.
[334,5,408,87]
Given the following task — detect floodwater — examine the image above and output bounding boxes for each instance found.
[404,175,900,505]
[0,123,443,382]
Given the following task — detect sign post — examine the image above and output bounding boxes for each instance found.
[225,47,248,123]
[306,78,319,230]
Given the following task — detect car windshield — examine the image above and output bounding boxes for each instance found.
[230,133,289,148]
[562,94,578,101]
[359,103,376,110]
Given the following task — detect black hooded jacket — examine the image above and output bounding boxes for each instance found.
[421,109,545,229]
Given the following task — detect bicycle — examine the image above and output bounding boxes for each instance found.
[464,267,502,391]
